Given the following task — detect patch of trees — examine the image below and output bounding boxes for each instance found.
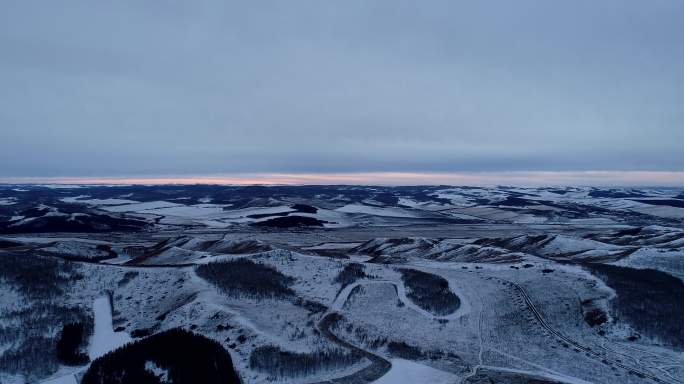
[0,336,57,379]
[0,251,79,298]
[251,215,326,228]
[0,252,92,380]
[82,328,241,384]
[588,190,646,199]
[583,308,608,327]
[342,323,388,350]
[43,243,118,262]
[386,341,460,362]
[580,298,608,327]
[372,192,399,205]
[0,239,22,248]
[586,264,684,347]
[211,239,273,254]
[334,263,368,289]
[196,259,295,299]
[497,196,538,207]
[294,298,328,314]
[247,211,292,219]
[57,322,89,365]
[0,304,92,379]
[631,199,684,209]
[398,269,460,316]
[397,188,453,205]
[387,341,424,360]
[245,204,319,218]
[117,270,139,287]
[0,213,148,234]
[249,345,362,378]
[292,203,318,213]
[0,185,461,209]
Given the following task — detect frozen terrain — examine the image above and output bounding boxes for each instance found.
[0,185,683,384]
[88,296,131,360]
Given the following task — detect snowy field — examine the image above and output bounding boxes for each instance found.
[88,296,131,359]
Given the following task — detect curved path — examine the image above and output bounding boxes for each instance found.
[501,278,676,384]
[314,277,467,383]
[332,278,468,320]
[313,313,392,384]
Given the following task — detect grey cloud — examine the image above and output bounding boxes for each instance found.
[1,0,683,177]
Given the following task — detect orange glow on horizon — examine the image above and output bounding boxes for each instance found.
[2,171,684,186]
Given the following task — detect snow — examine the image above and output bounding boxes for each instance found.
[145,361,170,382]
[477,366,594,384]
[36,184,86,189]
[568,218,616,225]
[397,197,451,211]
[397,197,423,208]
[41,242,112,259]
[5,185,684,384]
[0,236,109,245]
[372,359,457,384]
[441,211,484,221]
[336,204,417,218]
[631,205,684,219]
[222,206,295,218]
[105,254,134,264]
[41,374,79,384]
[432,190,473,205]
[612,248,684,281]
[145,204,227,217]
[542,235,617,253]
[302,242,362,250]
[41,374,78,384]
[88,296,131,360]
[455,206,542,223]
[101,201,181,213]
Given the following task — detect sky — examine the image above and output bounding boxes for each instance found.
[1,1,683,185]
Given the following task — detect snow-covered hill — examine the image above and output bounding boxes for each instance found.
[0,184,683,384]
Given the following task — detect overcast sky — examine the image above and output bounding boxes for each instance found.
[1,1,683,182]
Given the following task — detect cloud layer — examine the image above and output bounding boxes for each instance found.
[1,1,683,180]
[4,171,684,187]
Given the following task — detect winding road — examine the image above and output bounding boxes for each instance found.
[314,312,392,384]
[502,278,677,384]
[331,278,468,320]
[314,277,466,384]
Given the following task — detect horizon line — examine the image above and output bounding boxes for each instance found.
[2,171,684,187]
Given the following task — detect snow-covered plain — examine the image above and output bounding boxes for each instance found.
[372,358,458,384]
[336,204,419,218]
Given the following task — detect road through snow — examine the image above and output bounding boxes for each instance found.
[503,278,677,384]
[312,277,468,384]
[331,278,469,320]
[88,295,131,360]
[40,295,132,384]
